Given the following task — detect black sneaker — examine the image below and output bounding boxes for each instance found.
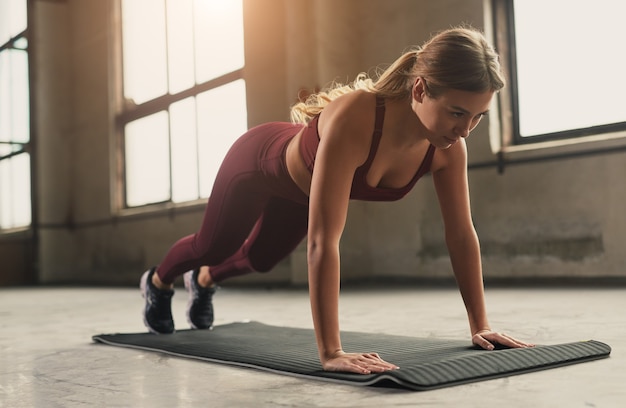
[184,269,216,330]
[140,267,175,334]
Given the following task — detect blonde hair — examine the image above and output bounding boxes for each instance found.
[290,27,504,124]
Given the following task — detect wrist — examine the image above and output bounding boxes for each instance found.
[320,347,344,362]
[472,327,492,336]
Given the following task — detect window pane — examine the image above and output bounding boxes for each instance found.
[197,79,247,197]
[0,0,30,230]
[121,0,168,104]
[125,112,171,206]
[120,0,247,208]
[194,0,245,83]
[166,0,195,94]
[0,0,27,44]
[0,152,31,229]
[514,0,626,137]
[0,49,30,143]
[170,97,199,202]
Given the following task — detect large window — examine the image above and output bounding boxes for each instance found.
[119,0,247,208]
[0,0,31,230]
[498,0,626,143]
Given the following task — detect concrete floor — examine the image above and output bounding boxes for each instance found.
[0,283,624,407]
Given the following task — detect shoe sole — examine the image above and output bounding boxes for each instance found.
[183,271,200,330]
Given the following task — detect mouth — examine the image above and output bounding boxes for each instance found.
[444,136,458,145]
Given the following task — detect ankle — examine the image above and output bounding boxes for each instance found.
[152,270,174,291]
[197,266,215,288]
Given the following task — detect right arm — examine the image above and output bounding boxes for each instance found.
[307,91,398,374]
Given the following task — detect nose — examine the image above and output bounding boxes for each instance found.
[455,120,472,138]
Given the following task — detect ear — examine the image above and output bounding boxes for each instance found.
[412,77,427,103]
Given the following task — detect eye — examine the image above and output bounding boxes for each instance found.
[451,112,464,118]
[474,113,484,121]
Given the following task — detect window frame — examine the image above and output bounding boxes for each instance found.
[114,0,246,211]
[493,0,626,146]
[0,24,32,233]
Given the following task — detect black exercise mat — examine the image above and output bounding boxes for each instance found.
[93,321,610,391]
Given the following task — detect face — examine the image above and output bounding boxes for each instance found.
[411,77,494,149]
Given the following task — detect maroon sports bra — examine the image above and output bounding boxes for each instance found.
[299,97,435,201]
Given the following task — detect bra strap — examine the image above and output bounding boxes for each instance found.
[373,96,385,134]
[358,97,385,169]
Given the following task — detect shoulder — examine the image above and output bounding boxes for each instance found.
[431,138,468,175]
[317,90,377,140]
[326,89,377,112]
[314,90,377,170]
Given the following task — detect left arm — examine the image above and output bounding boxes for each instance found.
[432,140,533,349]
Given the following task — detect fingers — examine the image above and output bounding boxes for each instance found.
[496,332,535,348]
[473,333,496,350]
[473,331,535,350]
[348,353,399,374]
[325,352,399,375]
[359,352,400,372]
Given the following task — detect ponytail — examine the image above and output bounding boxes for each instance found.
[290,27,504,124]
[371,50,420,100]
[290,74,374,124]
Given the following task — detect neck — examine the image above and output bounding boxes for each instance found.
[386,98,427,146]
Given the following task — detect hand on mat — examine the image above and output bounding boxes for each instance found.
[472,330,535,350]
[323,351,399,375]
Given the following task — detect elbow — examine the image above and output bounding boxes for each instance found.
[306,234,339,271]
[445,226,479,249]
[307,236,323,267]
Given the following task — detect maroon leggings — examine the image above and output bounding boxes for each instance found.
[156,122,309,284]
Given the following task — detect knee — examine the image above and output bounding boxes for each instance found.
[247,246,293,273]
[249,258,275,274]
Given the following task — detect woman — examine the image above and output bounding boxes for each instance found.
[140,27,533,375]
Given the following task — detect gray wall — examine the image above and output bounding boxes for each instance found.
[3,0,623,286]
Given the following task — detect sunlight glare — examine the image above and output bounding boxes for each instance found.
[514,0,626,136]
